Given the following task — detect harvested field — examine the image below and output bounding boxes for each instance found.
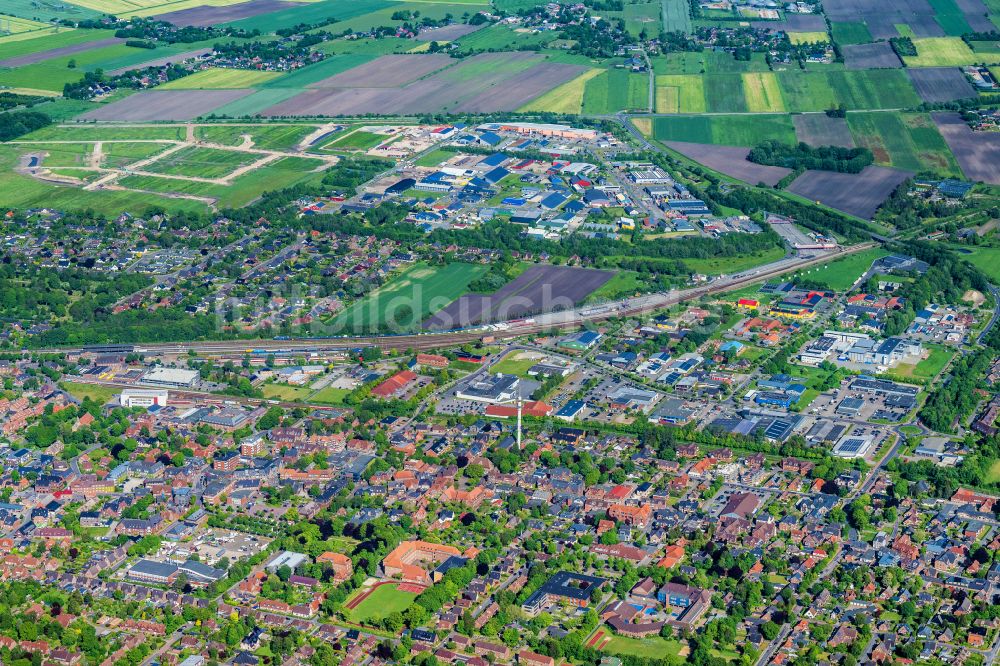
[842,42,902,69]
[452,62,586,112]
[423,265,614,330]
[906,67,976,102]
[663,141,792,186]
[263,53,578,116]
[0,36,123,68]
[823,0,944,38]
[413,23,483,40]
[787,165,913,219]
[107,48,211,76]
[152,0,306,26]
[932,112,1000,184]
[308,54,453,88]
[520,68,603,113]
[793,114,856,147]
[77,89,254,121]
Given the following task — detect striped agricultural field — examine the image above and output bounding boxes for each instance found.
[654,74,706,113]
[519,68,603,114]
[742,72,785,112]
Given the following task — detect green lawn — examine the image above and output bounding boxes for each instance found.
[954,246,1000,281]
[143,146,258,179]
[262,384,314,401]
[682,245,787,275]
[491,353,541,377]
[988,459,1000,484]
[893,345,954,381]
[59,381,120,404]
[345,584,419,625]
[323,130,393,152]
[332,262,488,332]
[601,633,685,659]
[311,386,351,405]
[793,248,890,291]
[196,124,320,151]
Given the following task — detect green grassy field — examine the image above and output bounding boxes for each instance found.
[794,247,890,291]
[0,41,138,91]
[652,113,796,145]
[332,262,488,332]
[312,386,351,405]
[119,155,326,208]
[903,37,978,66]
[582,68,649,113]
[345,584,419,625]
[682,245,787,275]
[491,353,542,377]
[953,246,1000,281]
[3,0,102,21]
[159,68,284,89]
[654,74,706,113]
[661,0,692,32]
[928,0,973,34]
[323,130,392,151]
[776,69,920,112]
[0,28,112,61]
[102,142,170,167]
[143,146,258,179]
[600,633,685,659]
[742,71,784,112]
[704,73,748,113]
[451,23,553,51]
[847,112,961,176]
[262,384,314,401]
[414,148,455,167]
[0,144,206,215]
[21,125,186,141]
[196,124,319,151]
[260,53,374,88]
[59,381,120,404]
[224,0,393,32]
[210,88,302,117]
[893,345,955,380]
[831,21,873,44]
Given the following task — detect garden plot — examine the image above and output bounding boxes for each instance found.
[907,67,977,102]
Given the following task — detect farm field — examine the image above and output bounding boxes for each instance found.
[847,112,961,176]
[794,114,855,147]
[831,21,874,44]
[224,0,394,32]
[794,247,890,290]
[0,41,136,92]
[788,31,829,44]
[210,88,302,117]
[521,68,603,113]
[932,112,1000,185]
[582,68,649,113]
[787,166,912,220]
[652,114,796,146]
[741,71,784,112]
[775,69,920,112]
[654,74,706,113]
[0,29,116,64]
[333,262,488,333]
[158,67,284,89]
[344,583,420,625]
[3,0,102,21]
[703,73,747,113]
[661,0,692,33]
[903,37,978,65]
[664,141,792,186]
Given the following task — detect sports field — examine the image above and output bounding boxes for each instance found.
[741,72,784,112]
[344,583,419,625]
[795,247,890,291]
[159,68,284,89]
[332,262,488,332]
[903,37,978,66]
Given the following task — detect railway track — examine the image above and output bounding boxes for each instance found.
[35,244,872,357]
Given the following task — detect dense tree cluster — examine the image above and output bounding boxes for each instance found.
[0,110,51,141]
[748,141,874,174]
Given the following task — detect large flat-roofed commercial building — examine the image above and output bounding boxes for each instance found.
[142,367,200,389]
[833,434,876,459]
[120,389,169,408]
[456,373,520,404]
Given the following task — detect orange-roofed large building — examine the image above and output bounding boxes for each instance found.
[317,551,353,581]
[382,540,463,585]
[372,370,418,398]
[657,544,685,569]
[608,503,652,528]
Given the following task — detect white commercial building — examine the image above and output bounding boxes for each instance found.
[120,389,169,408]
[142,367,200,389]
